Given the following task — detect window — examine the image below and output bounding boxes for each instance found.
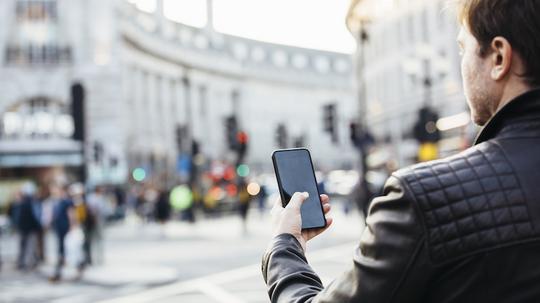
[6,0,71,66]
[272,50,288,67]
[292,53,308,69]
[251,47,266,62]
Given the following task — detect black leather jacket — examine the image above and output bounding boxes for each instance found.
[262,89,540,303]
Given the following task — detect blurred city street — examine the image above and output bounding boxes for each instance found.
[0,0,477,301]
[1,200,363,303]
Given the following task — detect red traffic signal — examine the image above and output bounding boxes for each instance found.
[237,131,248,144]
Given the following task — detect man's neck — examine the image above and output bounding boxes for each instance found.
[495,82,532,114]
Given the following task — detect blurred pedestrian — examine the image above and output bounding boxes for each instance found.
[186,186,199,223]
[70,183,93,277]
[237,180,251,235]
[144,187,159,221]
[257,184,268,216]
[7,191,22,230]
[40,185,56,257]
[86,186,110,265]
[134,192,143,219]
[155,189,171,235]
[16,182,42,271]
[112,186,126,221]
[49,184,75,282]
[2,191,24,272]
[350,176,373,218]
[35,185,51,265]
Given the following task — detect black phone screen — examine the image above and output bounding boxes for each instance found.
[272,149,326,230]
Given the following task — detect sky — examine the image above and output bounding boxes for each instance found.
[130,0,356,54]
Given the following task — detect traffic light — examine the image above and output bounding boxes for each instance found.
[225,116,238,150]
[323,104,338,143]
[237,131,248,152]
[350,122,375,149]
[275,124,288,149]
[71,83,85,142]
[350,122,359,147]
[93,141,103,163]
[236,131,248,164]
[413,107,440,143]
[192,139,200,156]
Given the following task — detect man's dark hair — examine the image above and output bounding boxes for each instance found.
[456,0,540,86]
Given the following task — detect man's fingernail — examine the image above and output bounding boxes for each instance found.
[303,192,309,198]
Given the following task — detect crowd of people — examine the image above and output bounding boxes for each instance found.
[2,182,117,281]
[127,179,260,233]
[0,177,265,281]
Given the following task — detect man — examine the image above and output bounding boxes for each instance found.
[16,183,42,270]
[87,186,110,265]
[262,1,540,302]
[50,184,75,282]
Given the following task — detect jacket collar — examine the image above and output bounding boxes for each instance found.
[474,88,540,145]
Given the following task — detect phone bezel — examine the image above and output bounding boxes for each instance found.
[271,148,327,230]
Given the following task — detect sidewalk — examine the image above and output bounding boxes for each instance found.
[98,241,357,303]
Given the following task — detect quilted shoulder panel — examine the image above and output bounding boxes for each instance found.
[395,142,536,263]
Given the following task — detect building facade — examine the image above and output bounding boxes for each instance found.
[347,0,473,166]
[0,0,357,187]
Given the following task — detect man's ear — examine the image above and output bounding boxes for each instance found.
[490,36,512,81]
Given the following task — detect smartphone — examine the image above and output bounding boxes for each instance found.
[272,148,326,230]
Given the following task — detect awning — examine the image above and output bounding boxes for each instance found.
[0,152,83,167]
[0,138,83,167]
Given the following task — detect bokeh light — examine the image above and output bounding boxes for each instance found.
[247,182,261,196]
[237,164,250,177]
[132,168,146,182]
[170,185,193,210]
[226,184,238,196]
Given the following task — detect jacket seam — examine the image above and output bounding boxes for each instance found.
[461,154,505,243]
[389,235,427,303]
[392,174,430,246]
[490,140,535,229]
[387,174,429,302]
[475,144,521,236]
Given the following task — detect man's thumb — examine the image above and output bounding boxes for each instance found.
[287,192,309,210]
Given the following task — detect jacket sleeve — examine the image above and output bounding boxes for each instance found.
[261,176,431,303]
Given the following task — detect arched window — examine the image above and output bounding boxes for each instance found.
[1,97,74,139]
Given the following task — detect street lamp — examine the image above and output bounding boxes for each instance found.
[346,3,375,215]
[356,18,370,124]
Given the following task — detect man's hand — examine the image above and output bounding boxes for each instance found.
[271,192,333,252]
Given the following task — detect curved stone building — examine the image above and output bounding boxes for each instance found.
[0,0,357,187]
